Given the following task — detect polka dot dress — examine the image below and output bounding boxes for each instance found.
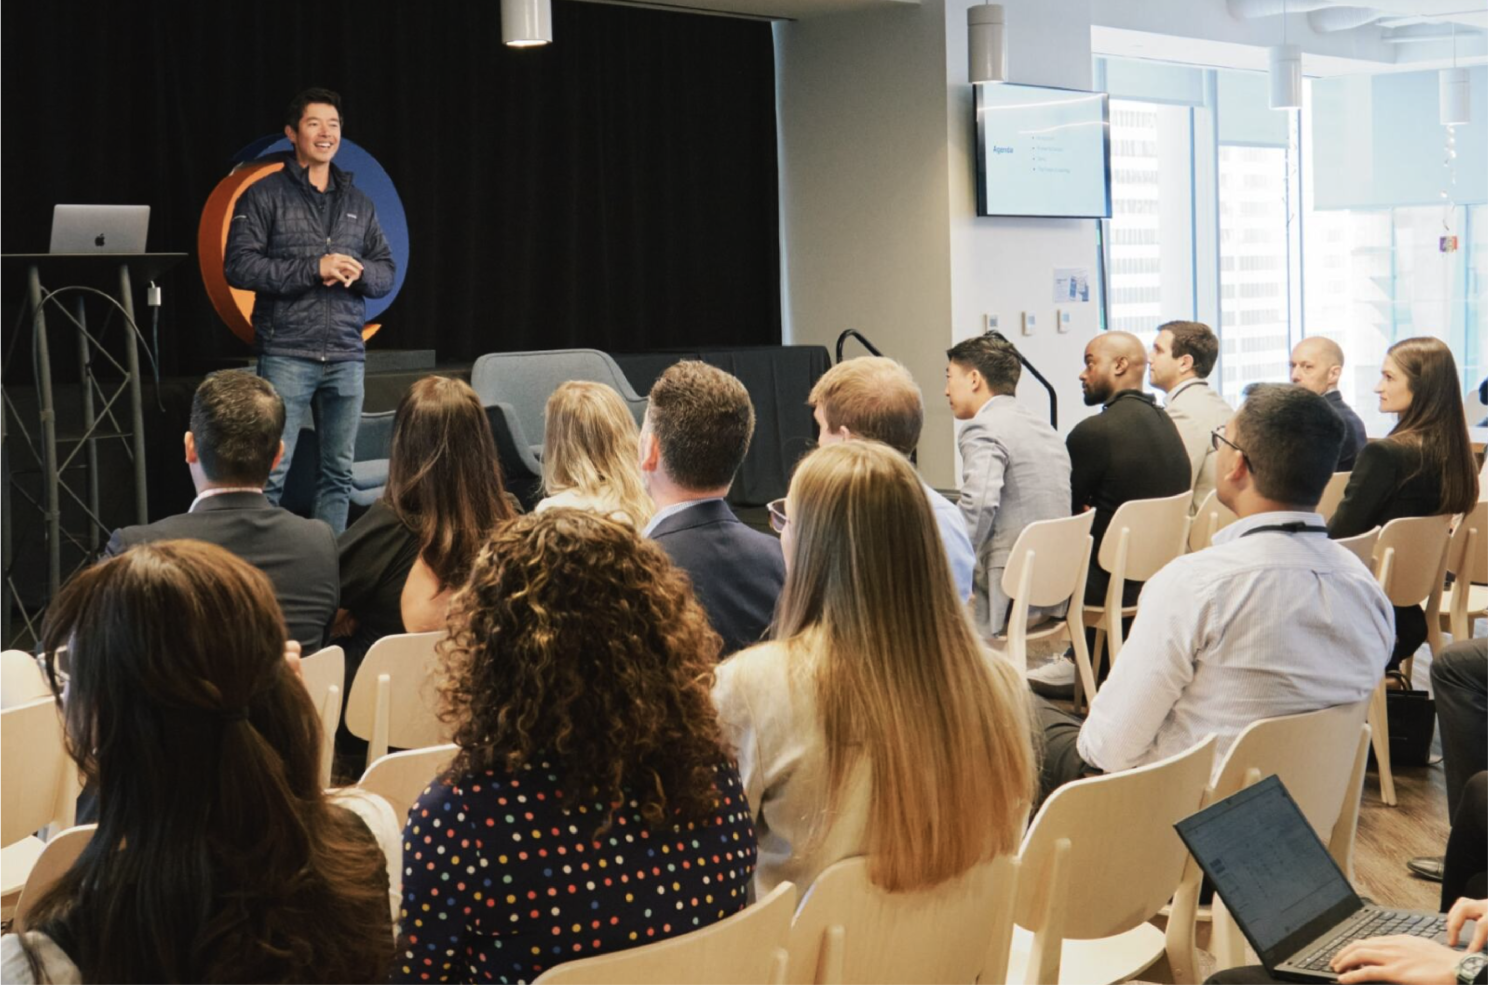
[392,759,757,983]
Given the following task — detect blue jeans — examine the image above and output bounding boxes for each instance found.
[258,355,364,535]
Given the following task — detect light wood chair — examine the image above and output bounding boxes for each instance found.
[1368,514,1454,806]
[1,698,78,922]
[1334,526,1381,569]
[344,631,446,770]
[299,644,345,787]
[1,650,51,709]
[1165,701,1372,982]
[1082,491,1192,682]
[1441,500,1487,641]
[988,512,1094,698]
[532,880,796,985]
[1186,490,1238,554]
[11,824,96,932]
[784,854,1018,985]
[358,743,458,824]
[1315,471,1352,523]
[1005,736,1216,985]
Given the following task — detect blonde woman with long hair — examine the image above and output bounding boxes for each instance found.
[713,441,1036,895]
[536,381,654,527]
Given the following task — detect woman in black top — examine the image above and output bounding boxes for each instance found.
[1329,337,1479,668]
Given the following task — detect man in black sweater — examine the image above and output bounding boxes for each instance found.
[1290,337,1368,470]
[1030,331,1190,696]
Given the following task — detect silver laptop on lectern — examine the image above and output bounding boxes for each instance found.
[49,205,150,254]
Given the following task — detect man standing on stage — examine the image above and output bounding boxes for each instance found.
[225,87,394,534]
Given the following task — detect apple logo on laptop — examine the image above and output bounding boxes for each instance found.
[95,234,106,247]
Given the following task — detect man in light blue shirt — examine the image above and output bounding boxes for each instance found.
[807,357,974,601]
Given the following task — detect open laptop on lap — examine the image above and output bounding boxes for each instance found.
[49,205,149,254]
[1175,774,1475,983]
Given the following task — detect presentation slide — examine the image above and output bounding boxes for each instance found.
[977,85,1110,218]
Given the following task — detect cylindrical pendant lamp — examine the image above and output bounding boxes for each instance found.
[1269,44,1302,110]
[1440,67,1471,125]
[503,0,552,48]
[969,4,1007,84]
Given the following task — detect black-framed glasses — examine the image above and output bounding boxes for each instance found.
[1210,425,1254,470]
[767,497,789,534]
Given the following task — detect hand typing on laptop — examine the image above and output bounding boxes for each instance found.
[1331,898,1487,985]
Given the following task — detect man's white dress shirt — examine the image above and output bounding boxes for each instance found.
[1077,509,1393,775]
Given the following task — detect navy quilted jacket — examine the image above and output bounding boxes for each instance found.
[224,154,395,362]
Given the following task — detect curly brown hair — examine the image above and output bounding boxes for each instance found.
[439,508,729,835]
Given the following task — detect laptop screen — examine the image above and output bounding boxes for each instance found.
[1175,775,1362,970]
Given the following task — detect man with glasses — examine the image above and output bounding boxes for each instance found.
[1035,383,1393,801]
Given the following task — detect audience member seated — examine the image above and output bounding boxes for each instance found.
[809,356,974,601]
[640,360,785,656]
[1038,384,1392,801]
[337,377,517,643]
[713,441,1035,896]
[1029,331,1191,696]
[0,541,399,984]
[1408,637,1487,884]
[1149,321,1233,514]
[1291,336,1368,470]
[534,380,654,527]
[1329,337,1480,669]
[105,370,338,651]
[392,509,756,984]
[943,336,1070,635]
[1209,787,1488,985]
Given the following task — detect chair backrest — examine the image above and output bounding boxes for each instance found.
[1187,489,1239,553]
[484,401,545,511]
[2,651,50,709]
[1000,512,1096,606]
[353,408,397,462]
[1015,737,1215,943]
[358,744,459,824]
[1097,491,1192,580]
[1445,500,1488,583]
[12,824,97,932]
[300,645,345,787]
[471,349,649,459]
[532,880,796,985]
[785,854,1018,985]
[1373,514,1453,606]
[1334,526,1381,569]
[1,698,69,847]
[1316,471,1352,523]
[344,632,447,750]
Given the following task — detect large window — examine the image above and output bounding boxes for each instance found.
[1218,145,1292,388]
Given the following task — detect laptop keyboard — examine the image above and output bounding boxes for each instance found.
[1295,910,1447,971]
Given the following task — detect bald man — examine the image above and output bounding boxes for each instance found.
[1029,332,1191,697]
[1290,337,1367,470]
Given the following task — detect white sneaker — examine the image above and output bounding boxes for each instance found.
[1027,656,1076,699]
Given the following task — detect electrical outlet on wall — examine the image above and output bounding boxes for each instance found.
[1021,312,1036,336]
[1057,310,1071,333]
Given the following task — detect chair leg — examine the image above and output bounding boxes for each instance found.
[1070,619,1096,714]
[1211,897,1248,972]
[1367,683,1397,807]
[1092,627,1107,681]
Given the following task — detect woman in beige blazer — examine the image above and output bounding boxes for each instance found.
[713,441,1036,897]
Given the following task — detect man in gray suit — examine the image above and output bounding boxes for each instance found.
[1149,321,1232,514]
[946,335,1072,638]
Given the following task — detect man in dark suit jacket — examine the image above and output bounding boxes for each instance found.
[1291,337,1367,470]
[106,371,338,651]
[639,361,785,657]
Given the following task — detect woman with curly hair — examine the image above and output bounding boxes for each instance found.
[391,509,757,984]
[1,540,398,984]
[535,381,653,528]
[714,440,1036,896]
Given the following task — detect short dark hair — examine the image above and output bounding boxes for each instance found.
[946,336,1021,395]
[647,361,755,491]
[285,88,342,129]
[190,371,286,485]
[1234,383,1344,506]
[1159,321,1219,379]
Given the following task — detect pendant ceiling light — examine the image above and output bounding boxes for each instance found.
[503,0,552,48]
[1269,0,1301,110]
[1440,26,1471,125]
[968,4,1007,85]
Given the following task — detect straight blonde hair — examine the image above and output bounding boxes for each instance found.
[774,441,1036,892]
[542,381,654,527]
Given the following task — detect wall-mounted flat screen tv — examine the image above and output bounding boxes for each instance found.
[975,83,1111,218]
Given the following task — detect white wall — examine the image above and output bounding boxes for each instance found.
[777,0,1101,487]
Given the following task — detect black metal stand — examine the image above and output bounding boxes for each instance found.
[1,252,185,647]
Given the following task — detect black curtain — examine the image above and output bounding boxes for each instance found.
[1,0,781,376]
